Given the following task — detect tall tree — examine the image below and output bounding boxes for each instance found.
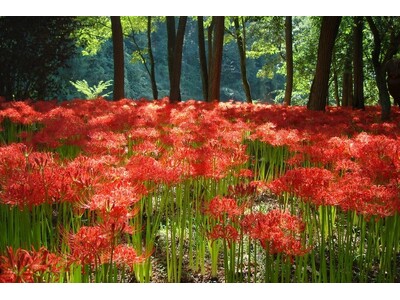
[308,17,341,111]
[127,17,159,100]
[208,16,225,102]
[197,16,209,101]
[111,16,125,100]
[342,51,353,107]
[167,16,188,102]
[233,16,252,103]
[366,17,400,120]
[353,16,365,109]
[147,17,158,100]
[284,16,293,106]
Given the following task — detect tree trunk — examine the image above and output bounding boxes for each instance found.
[206,19,214,101]
[169,16,187,102]
[307,17,341,111]
[111,16,125,100]
[166,16,176,98]
[284,16,293,106]
[353,16,365,109]
[208,16,225,102]
[342,56,353,107]
[333,69,340,106]
[366,16,400,121]
[147,17,158,100]
[197,16,209,101]
[234,17,252,103]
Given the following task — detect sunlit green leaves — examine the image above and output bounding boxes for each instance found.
[74,17,112,56]
[69,79,113,99]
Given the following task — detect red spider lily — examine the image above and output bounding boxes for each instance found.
[0,246,63,283]
[0,149,68,209]
[205,196,243,222]
[68,225,112,266]
[349,133,399,185]
[0,101,41,125]
[126,154,180,184]
[329,174,399,218]
[268,167,335,207]
[227,183,257,200]
[105,244,145,271]
[83,130,127,157]
[31,106,86,149]
[208,224,239,247]
[88,181,144,234]
[0,143,28,177]
[62,156,106,204]
[241,210,309,257]
[236,168,254,179]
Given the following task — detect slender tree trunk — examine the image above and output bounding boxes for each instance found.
[353,16,365,109]
[111,16,125,100]
[366,16,400,121]
[307,17,341,111]
[169,16,187,102]
[333,69,340,106]
[342,55,353,107]
[166,16,176,97]
[147,17,158,100]
[284,16,293,106]
[208,16,225,102]
[234,16,252,103]
[197,16,209,101]
[207,19,214,100]
[197,16,208,101]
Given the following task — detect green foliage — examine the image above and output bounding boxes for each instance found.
[69,79,113,99]
[74,17,112,56]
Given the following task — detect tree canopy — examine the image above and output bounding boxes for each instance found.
[1,16,400,118]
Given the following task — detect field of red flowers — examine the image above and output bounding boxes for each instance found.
[0,98,399,283]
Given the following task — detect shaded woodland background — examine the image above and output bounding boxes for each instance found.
[1,16,400,119]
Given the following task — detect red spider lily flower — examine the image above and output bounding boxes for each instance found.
[126,154,180,184]
[329,174,399,218]
[0,247,63,283]
[205,196,243,221]
[208,224,239,247]
[62,156,106,204]
[88,181,144,234]
[268,167,335,207]
[241,210,309,257]
[105,244,145,271]
[0,101,42,125]
[32,106,86,149]
[0,143,28,178]
[68,226,112,266]
[227,183,257,200]
[83,130,127,156]
[236,168,254,179]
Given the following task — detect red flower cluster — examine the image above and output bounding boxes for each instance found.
[205,196,243,221]
[241,210,309,257]
[0,246,63,283]
[1,98,400,277]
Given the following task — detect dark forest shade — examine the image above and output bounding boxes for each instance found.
[0,17,77,100]
[353,16,365,109]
